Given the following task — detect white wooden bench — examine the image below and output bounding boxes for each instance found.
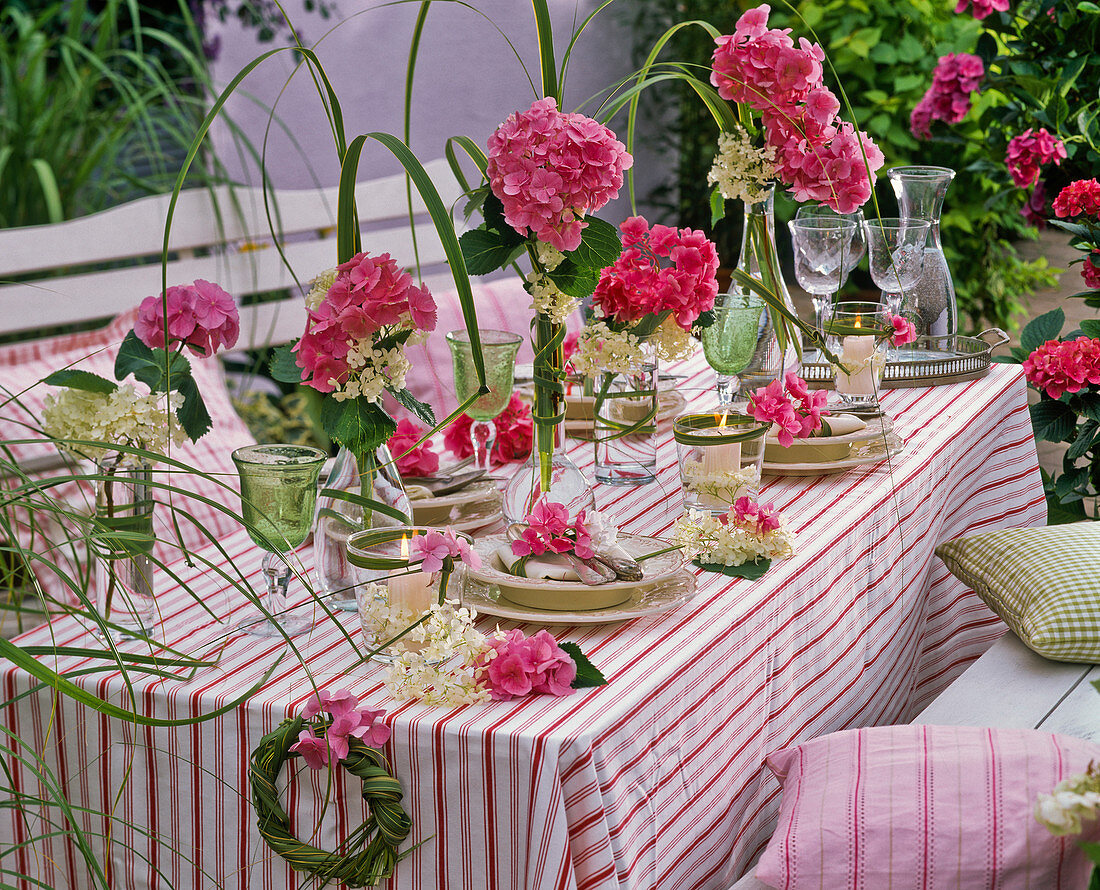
[0,157,467,349]
[727,631,1100,889]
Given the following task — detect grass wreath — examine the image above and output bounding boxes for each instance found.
[250,713,412,887]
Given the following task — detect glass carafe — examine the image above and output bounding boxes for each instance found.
[888,166,957,343]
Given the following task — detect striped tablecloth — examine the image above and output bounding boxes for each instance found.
[1,359,1044,890]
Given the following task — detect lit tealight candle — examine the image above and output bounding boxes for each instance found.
[387,536,435,614]
[837,318,878,395]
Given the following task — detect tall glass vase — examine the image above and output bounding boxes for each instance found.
[728,184,801,396]
[888,166,957,341]
[314,444,412,611]
[502,312,594,523]
[91,452,156,640]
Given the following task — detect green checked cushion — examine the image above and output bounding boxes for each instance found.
[936,522,1100,663]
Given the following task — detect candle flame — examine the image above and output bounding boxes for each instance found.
[400,536,410,561]
[854,316,862,329]
[718,411,728,430]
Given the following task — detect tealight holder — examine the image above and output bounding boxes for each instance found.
[346,526,469,665]
[673,413,769,514]
[824,301,890,410]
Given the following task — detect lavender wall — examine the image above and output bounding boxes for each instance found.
[207,1,673,227]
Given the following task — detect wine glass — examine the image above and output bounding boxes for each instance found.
[701,293,765,408]
[788,217,859,351]
[794,204,866,272]
[446,329,523,472]
[863,217,930,319]
[232,443,327,637]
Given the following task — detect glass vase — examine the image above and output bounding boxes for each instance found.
[593,357,658,485]
[729,184,801,396]
[314,444,412,611]
[91,452,156,640]
[673,413,769,514]
[888,166,957,343]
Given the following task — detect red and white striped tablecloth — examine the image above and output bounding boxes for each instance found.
[1,359,1044,890]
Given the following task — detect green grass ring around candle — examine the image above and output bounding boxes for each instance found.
[673,413,770,447]
[345,526,473,571]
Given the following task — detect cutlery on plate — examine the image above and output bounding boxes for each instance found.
[504,524,617,586]
[591,545,644,582]
[417,469,489,497]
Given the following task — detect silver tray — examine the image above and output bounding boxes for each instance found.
[801,329,1009,388]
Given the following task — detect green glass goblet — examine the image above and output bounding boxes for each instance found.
[233,443,327,638]
[701,293,765,408]
[446,329,523,472]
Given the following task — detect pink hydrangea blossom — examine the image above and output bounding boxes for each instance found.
[444,393,533,465]
[727,496,782,537]
[1023,337,1100,399]
[591,216,719,329]
[891,315,918,347]
[1053,180,1100,218]
[749,373,829,446]
[911,53,985,139]
[294,251,436,393]
[476,628,577,701]
[387,418,439,478]
[409,527,481,573]
[954,0,1010,19]
[291,690,391,769]
[710,5,884,213]
[134,279,240,357]
[511,498,574,557]
[1022,180,1047,229]
[486,98,633,252]
[1083,253,1100,291]
[1005,128,1067,190]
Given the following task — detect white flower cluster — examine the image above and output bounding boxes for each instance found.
[304,268,337,311]
[649,315,694,362]
[42,384,186,463]
[535,241,566,272]
[527,272,580,325]
[672,507,795,567]
[1035,768,1100,837]
[571,322,646,376]
[708,127,777,206]
[681,463,760,508]
[360,586,492,707]
[331,345,411,402]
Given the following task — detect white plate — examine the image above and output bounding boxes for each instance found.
[467,532,685,612]
[762,437,906,476]
[408,480,502,528]
[563,390,687,440]
[463,570,698,624]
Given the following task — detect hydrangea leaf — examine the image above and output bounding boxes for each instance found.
[322,396,396,454]
[560,642,607,689]
[42,369,118,394]
[1020,308,1065,353]
[269,343,303,385]
[693,558,771,580]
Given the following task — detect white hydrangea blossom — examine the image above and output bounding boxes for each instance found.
[360,586,493,707]
[331,346,411,402]
[304,268,337,311]
[571,322,646,376]
[1035,768,1100,836]
[649,315,695,362]
[527,272,580,325]
[535,241,566,272]
[42,384,186,463]
[680,463,760,509]
[672,507,795,567]
[708,127,777,206]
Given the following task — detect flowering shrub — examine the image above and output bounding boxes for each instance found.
[954,0,1010,19]
[673,497,795,568]
[289,690,391,769]
[1005,308,1100,520]
[1005,128,1067,190]
[485,97,633,253]
[134,280,239,357]
[387,419,439,478]
[708,4,884,213]
[748,373,829,448]
[1051,179,1100,297]
[443,392,532,466]
[910,53,984,140]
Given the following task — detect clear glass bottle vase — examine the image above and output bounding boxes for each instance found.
[313,444,412,611]
[728,184,801,395]
[888,166,957,342]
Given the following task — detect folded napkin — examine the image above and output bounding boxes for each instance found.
[766,413,866,442]
[493,544,580,581]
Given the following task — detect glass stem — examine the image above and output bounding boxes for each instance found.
[470,420,497,472]
[261,550,291,622]
[715,374,737,408]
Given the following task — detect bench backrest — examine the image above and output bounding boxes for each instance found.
[0,158,467,349]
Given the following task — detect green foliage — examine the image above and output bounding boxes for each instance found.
[692,557,771,579]
[627,0,1059,332]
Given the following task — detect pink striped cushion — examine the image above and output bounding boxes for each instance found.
[0,312,256,599]
[757,724,1100,889]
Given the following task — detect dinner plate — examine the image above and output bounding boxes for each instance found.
[468,532,685,612]
[563,390,688,440]
[762,436,906,476]
[408,480,502,529]
[463,569,698,624]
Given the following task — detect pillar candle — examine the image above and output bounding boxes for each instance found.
[387,536,435,613]
[837,334,878,395]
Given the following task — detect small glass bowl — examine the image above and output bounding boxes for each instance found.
[672,413,769,514]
